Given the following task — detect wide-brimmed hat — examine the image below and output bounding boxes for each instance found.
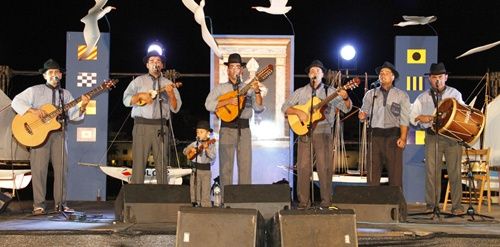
[143,50,167,64]
[224,53,246,67]
[38,59,63,74]
[375,61,399,79]
[425,62,450,75]
[305,59,326,73]
[196,120,213,133]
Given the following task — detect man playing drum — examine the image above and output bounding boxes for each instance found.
[410,62,466,215]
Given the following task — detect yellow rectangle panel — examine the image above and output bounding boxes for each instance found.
[415,130,426,145]
[419,76,423,91]
[413,76,417,91]
[407,49,426,64]
[77,100,96,115]
[406,76,411,91]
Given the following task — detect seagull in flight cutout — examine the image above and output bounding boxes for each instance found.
[252,0,291,15]
[80,0,115,59]
[456,40,500,59]
[394,15,437,27]
[181,0,223,58]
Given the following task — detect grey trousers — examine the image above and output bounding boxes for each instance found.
[218,127,252,200]
[296,133,333,208]
[131,122,169,184]
[425,134,463,211]
[30,131,67,209]
[367,129,403,187]
[190,169,212,207]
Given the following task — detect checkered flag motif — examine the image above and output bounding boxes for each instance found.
[76,72,97,87]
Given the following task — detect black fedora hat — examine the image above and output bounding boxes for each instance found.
[425,62,449,75]
[224,53,246,67]
[38,59,63,74]
[375,61,399,79]
[196,120,213,133]
[143,50,167,64]
[305,59,325,73]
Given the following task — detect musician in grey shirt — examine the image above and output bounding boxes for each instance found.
[282,60,352,209]
[205,53,263,201]
[123,50,182,184]
[11,59,89,215]
[410,62,465,215]
[359,61,410,187]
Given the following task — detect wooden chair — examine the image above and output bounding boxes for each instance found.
[443,148,491,213]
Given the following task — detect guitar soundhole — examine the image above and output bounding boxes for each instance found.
[24,122,33,135]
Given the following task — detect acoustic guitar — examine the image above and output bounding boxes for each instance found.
[287,77,360,135]
[215,64,273,122]
[11,79,118,147]
[136,82,183,106]
[187,139,216,161]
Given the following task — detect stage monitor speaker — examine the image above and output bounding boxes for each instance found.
[224,184,291,220]
[114,184,190,223]
[176,207,265,247]
[0,192,12,213]
[332,185,407,223]
[271,209,358,247]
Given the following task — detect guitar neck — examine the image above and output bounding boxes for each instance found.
[238,79,255,96]
[314,91,339,110]
[47,83,109,119]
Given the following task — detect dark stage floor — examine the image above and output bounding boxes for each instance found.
[0,200,499,246]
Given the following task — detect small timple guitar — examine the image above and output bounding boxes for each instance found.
[136,82,183,106]
[215,64,273,122]
[11,79,118,147]
[287,77,360,135]
[186,139,216,161]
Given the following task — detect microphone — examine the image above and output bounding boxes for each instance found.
[310,76,317,83]
[54,76,60,82]
[371,79,380,87]
[153,64,160,72]
[236,75,242,84]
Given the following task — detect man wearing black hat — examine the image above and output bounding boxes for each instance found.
[205,53,264,201]
[410,62,465,215]
[123,49,182,184]
[11,59,90,215]
[359,61,410,187]
[282,59,352,209]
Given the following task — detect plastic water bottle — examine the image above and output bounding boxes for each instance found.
[213,182,221,207]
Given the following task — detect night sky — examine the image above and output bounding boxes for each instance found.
[2,0,500,141]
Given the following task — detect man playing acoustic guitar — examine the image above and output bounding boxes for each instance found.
[282,60,352,209]
[11,59,90,215]
[205,53,264,203]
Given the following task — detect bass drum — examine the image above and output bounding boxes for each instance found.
[433,98,485,144]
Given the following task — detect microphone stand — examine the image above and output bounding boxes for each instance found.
[55,85,69,219]
[367,84,377,184]
[155,70,167,184]
[308,78,316,207]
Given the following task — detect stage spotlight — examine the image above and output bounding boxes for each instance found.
[338,44,357,72]
[147,42,164,55]
[340,45,356,61]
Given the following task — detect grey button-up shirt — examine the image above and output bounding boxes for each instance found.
[11,84,83,121]
[281,83,352,133]
[410,86,463,129]
[122,74,182,119]
[360,86,410,128]
[183,140,216,164]
[205,81,264,119]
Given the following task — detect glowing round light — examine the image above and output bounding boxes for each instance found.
[340,45,356,61]
[147,43,163,55]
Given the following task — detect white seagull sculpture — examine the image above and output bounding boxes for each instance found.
[456,40,500,59]
[252,0,291,15]
[80,0,115,58]
[394,15,436,27]
[181,0,223,58]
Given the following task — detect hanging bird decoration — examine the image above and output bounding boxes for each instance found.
[394,15,437,27]
[252,0,291,15]
[80,0,115,59]
[181,0,223,58]
[456,40,500,59]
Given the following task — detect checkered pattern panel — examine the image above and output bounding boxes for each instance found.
[76,72,97,87]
